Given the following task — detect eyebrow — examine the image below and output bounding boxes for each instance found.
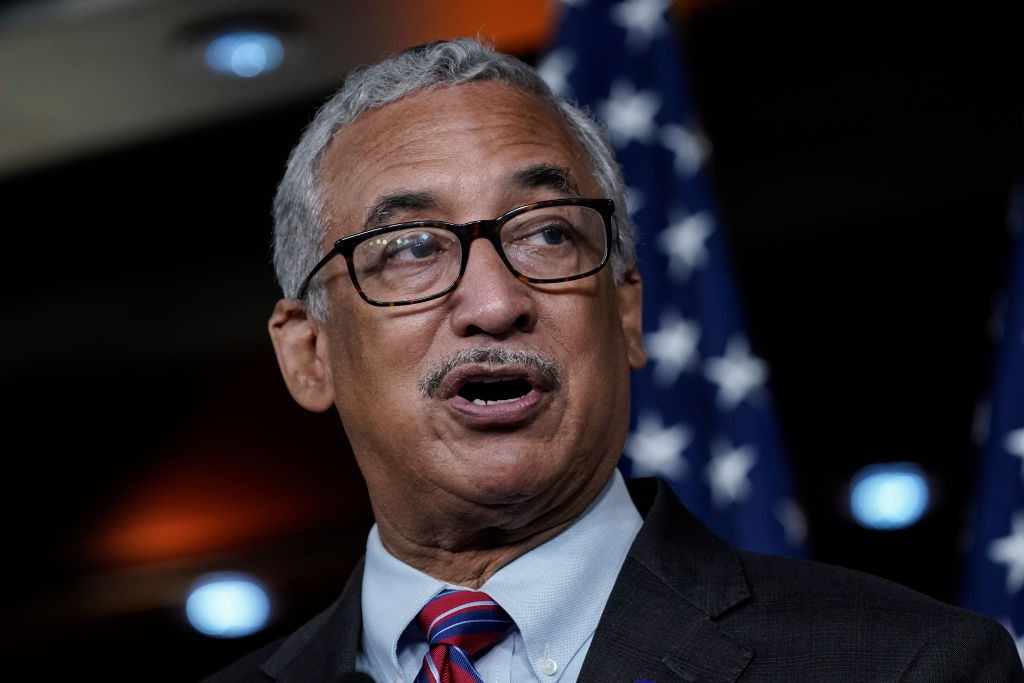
[361,164,583,230]
[363,191,439,230]
[510,163,581,196]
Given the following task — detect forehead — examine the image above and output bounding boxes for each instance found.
[317,82,600,232]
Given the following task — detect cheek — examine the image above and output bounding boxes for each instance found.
[549,294,631,403]
[326,310,438,411]
[555,285,628,358]
[329,327,418,463]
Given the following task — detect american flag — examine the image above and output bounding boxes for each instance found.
[960,157,1024,657]
[537,0,807,557]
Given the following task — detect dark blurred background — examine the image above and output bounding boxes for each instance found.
[1,0,1021,679]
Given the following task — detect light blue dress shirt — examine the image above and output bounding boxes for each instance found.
[356,469,643,683]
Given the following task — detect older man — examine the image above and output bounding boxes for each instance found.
[202,38,1023,682]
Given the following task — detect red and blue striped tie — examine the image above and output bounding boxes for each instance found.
[414,589,515,683]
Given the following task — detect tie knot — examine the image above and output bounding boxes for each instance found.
[416,589,514,657]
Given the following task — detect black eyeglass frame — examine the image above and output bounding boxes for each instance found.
[297,197,617,306]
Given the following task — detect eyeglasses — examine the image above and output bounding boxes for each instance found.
[298,197,616,306]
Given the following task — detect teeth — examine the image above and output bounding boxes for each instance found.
[471,397,521,406]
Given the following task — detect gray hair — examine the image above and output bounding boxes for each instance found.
[272,36,636,322]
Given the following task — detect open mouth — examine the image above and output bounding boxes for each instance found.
[422,349,563,417]
[457,377,533,406]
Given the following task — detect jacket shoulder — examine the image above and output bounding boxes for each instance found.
[623,477,1023,680]
[729,550,1024,680]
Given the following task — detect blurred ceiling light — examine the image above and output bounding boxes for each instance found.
[848,462,930,530]
[204,30,284,78]
[186,571,271,638]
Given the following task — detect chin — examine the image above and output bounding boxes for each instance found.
[455,461,555,503]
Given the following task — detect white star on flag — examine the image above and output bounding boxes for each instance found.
[704,336,768,411]
[775,498,808,547]
[624,411,691,480]
[657,210,714,282]
[645,310,700,387]
[599,80,660,147]
[661,124,711,177]
[536,47,576,98]
[1005,428,1024,480]
[609,0,672,50]
[706,440,758,508]
[989,512,1024,594]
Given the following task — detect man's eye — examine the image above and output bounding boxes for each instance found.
[537,225,571,245]
[523,223,574,246]
[386,232,442,260]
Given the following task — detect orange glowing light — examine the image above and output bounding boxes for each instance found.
[84,442,366,568]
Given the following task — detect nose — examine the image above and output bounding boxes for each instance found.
[447,238,537,337]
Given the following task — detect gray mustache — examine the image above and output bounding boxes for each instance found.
[420,347,563,398]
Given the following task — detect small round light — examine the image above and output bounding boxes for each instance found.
[204,31,284,78]
[849,462,930,530]
[186,571,271,638]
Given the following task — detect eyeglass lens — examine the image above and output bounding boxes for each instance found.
[351,203,607,304]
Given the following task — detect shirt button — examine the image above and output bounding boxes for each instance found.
[539,657,558,676]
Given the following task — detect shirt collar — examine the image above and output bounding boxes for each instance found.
[360,469,642,677]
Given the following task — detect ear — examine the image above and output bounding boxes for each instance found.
[617,267,647,371]
[268,299,335,412]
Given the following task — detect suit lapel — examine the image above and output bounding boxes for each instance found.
[256,479,752,682]
[578,478,754,683]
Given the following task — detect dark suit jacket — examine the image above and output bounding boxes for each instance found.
[201,477,1024,682]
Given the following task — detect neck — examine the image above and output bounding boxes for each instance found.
[369,488,595,588]
[363,463,618,586]
[375,517,575,588]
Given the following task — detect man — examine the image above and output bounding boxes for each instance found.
[202,37,1024,682]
